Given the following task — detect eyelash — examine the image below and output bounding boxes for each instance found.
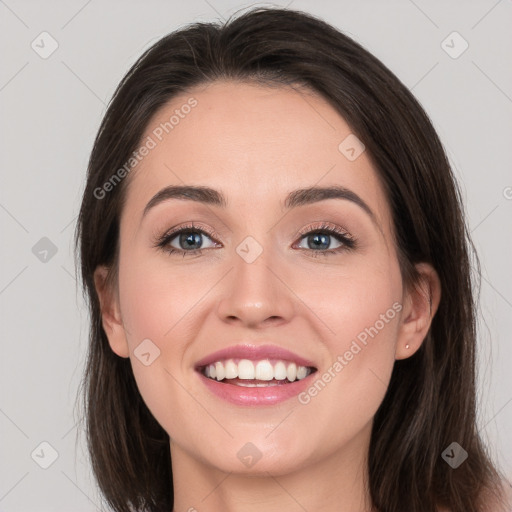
[154,221,357,258]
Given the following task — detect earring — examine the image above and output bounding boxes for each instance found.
[405,344,410,349]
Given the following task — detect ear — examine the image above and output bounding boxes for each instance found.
[93,265,130,358]
[395,262,441,360]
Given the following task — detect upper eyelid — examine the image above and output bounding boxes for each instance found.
[161,221,216,237]
[296,222,352,237]
[156,222,357,258]
[161,222,352,245]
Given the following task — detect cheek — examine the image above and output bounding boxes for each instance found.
[118,252,204,346]
[117,258,207,436]
[298,255,402,349]
[294,259,402,423]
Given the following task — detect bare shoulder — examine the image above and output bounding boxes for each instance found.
[481,478,512,512]
[498,479,512,511]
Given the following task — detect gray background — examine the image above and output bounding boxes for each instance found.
[1,0,511,510]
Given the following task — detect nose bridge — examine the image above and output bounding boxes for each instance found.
[216,233,295,326]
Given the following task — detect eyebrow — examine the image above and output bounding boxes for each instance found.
[142,184,379,228]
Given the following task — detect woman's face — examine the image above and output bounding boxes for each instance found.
[97,80,427,476]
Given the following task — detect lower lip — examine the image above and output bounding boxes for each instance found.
[197,371,316,406]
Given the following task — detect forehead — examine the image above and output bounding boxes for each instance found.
[122,80,392,233]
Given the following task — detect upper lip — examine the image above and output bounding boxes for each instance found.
[195,344,318,370]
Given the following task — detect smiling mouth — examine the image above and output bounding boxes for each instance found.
[198,358,318,387]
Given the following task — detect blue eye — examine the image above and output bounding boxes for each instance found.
[168,230,216,252]
[296,231,344,252]
[155,221,356,258]
[157,224,218,257]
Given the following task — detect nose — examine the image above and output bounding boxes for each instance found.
[216,243,296,329]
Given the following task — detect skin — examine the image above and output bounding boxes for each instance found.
[94,81,441,512]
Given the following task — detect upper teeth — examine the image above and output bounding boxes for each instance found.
[203,359,312,382]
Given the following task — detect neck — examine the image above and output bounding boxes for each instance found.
[170,423,373,512]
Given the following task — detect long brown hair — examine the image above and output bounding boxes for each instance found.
[74,7,506,512]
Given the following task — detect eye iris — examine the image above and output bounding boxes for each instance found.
[308,233,329,250]
[180,231,202,250]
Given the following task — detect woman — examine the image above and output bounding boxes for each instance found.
[75,7,511,512]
